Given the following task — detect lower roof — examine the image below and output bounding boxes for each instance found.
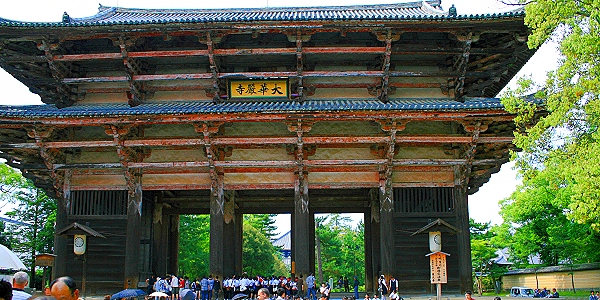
[0,98,507,119]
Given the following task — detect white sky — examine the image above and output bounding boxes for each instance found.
[0,0,560,233]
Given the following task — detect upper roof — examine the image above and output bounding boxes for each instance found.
[0,0,524,27]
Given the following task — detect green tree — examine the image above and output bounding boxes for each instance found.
[178,215,210,277]
[244,214,278,238]
[470,220,501,295]
[501,0,600,232]
[178,214,285,278]
[242,222,284,276]
[497,168,600,266]
[5,185,55,289]
[315,214,364,288]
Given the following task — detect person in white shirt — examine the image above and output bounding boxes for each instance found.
[11,272,31,300]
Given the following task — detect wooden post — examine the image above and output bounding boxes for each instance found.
[234,213,243,275]
[292,172,311,279]
[379,176,394,276]
[364,209,374,295]
[168,215,180,275]
[369,192,381,294]
[125,172,142,288]
[210,172,225,279]
[152,193,169,277]
[454,168,472,293]
[53,170,71,278]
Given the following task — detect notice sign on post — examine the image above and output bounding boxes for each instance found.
[428,252,448,284]
[229,79,289,99]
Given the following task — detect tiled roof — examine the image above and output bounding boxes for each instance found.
[0,98,508,119]
[0,1,525,28]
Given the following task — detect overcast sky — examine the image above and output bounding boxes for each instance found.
[0,0,560,233]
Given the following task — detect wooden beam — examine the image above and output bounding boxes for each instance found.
[0,135,514,150]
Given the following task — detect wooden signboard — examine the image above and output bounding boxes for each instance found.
[229,79,289,99]
[428,251,448,284]
[35,253,56,267]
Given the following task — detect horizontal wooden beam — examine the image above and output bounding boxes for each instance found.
[48,158,502,171]
[61,69,492,84]
[3,46,513,64]
[0,135,514,150]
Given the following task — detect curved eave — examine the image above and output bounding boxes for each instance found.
[0,9,525,28]
[0,98,513,121]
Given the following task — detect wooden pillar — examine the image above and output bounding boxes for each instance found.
[210,173,226,279]
[125,172,142,288]
[234,213,243,275]
[53,197,69,278]
[455,183,472,292]
[292,172,311,279]
[379,181,394,276]
[54,170,71,279]
[152,193,169,277]
[168,215,180,275]
[364,209,374,295]
[369,191,381,293]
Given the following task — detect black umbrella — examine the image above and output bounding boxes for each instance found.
[111,289,147,300]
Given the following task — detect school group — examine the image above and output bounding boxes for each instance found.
[147,273,335,300]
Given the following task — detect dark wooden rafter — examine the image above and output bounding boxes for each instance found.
[287,119,313,214]
[25,127,68,198]
[457,120,488,189]
[194,122,225,214]
[294,30,305,101]
[375,29,398,102]
[452,31,475,101]
[204,32,222,102]
[38,40,79,108]
[116,36,146,107]
[376,119,406,211]
[104,124,147,205]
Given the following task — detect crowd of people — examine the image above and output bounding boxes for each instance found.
[0,274,84,300]
[146,273,338,300]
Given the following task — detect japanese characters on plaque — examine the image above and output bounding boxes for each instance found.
[429,252,448,284]
[229,79,289,99]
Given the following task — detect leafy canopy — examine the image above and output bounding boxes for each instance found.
[502,0,600,231]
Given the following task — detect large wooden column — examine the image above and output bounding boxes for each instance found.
[210,172,226,278]
[290,119,312,279]
[53,170,70,278]
[168,215,180,275]
[454,121,484,292]
[125,171,143,288]
[364,208,375,294]
[152,192,169,277]
[455,180,472,292]
[378,120,399,278]
[292,174,311,278]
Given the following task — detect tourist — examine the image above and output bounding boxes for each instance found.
[257,288,270,300]
[0,280,12,300]
[465,291,474,300]
[50,277,80,300]
[377,276,387,300]
[353,277,360,300]
[11,272,30,300]
[305,274,316,300]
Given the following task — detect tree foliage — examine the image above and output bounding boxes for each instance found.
[501,0,600,232]
[178,214,286,277]
[315,214,364,289]
[1,163,55,288]
[470,220,503,295]
[179,215,211,276]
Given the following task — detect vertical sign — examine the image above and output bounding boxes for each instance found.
[429,252,447,284]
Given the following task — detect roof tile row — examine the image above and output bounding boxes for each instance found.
[0,1,524,28]
[0,98,506,119]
